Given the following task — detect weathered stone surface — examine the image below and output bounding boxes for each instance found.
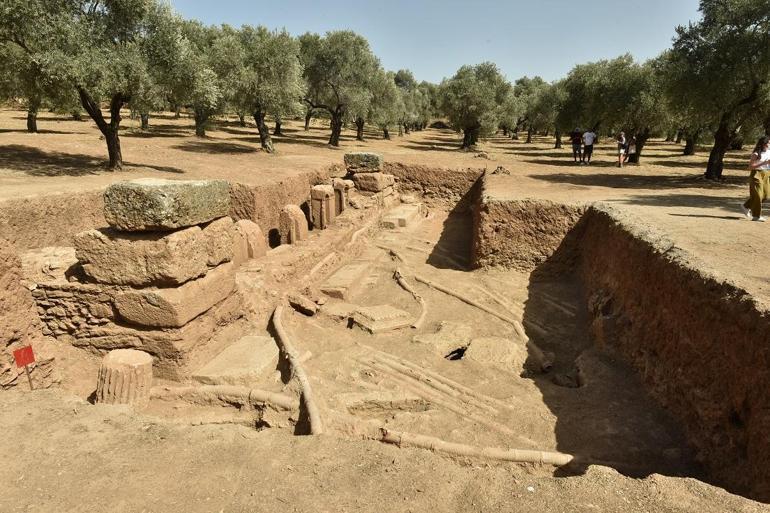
[96,349,154,407]
[382,204,424,229]
[465,337,527,369]
[104,178,230,231]
[113,262,235,328]
[332,179,348,215]
[320,263,369,300]
[278,205,309,244]
[413,321,473,355]
[311,185,336,229]
[353,305,411,334]
[288,294,318,316]
[352,173,395,192]
[232,220,266,266]
[192,335,278,386]
[74,218,234,287]
[344,152,383,173]
[320,301,358,321]
[20,246,78,284]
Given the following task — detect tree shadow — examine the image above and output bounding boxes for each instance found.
[650,159,746,171]
[523,159,619,168]
[606,193,746,213]
[531,171,746,189]
[0,144,184,176]
[171,140,257,154]
[0,128,78,135]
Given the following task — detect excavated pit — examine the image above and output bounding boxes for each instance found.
[4,163,767,504]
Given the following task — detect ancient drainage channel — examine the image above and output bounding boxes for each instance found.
[21,166,769,503]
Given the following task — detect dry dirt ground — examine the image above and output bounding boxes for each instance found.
[1,109,769,512]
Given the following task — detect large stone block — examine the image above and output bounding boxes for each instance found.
[344,152,383,173]
[104,178,230,231]
[311,185,335,230]
[192,335,278,386]
[320,263,369,299]
[113,262,235,328]
[232,220,267,265]
[278,205,309,244]
[352,173,395,192]
[74,218,234,287]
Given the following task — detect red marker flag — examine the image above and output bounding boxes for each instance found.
[13,345,35,368]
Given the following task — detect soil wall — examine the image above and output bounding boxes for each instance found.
[470,174,585,271]
[384,163,483,212]
[576,204,770,501]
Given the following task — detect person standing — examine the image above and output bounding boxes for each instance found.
[624,136,637,164]
[582,129,596,165]
[570,129,583,164]
[741,136,770,222]
[616,132,626,168]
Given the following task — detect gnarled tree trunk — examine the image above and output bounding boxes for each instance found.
[254,110,275,153]
[238,113,246,127]
[554,130,562,149]
[328,110,343,146]
[684,129,700,156]
[194,109,208,137]
[355,117,365,141]
[526,127,533,144]
[462,125,480,149]
[675,129,683,144]
[304,109,313,131]
[78,88,125,170]
[140,112,149,130]
[383,126,390,140]
[273,119,283,136]
[627,128,650,164]
[705,117,732,180]
[26,103,39,133]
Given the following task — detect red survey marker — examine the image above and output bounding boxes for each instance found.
[13,345,35,368]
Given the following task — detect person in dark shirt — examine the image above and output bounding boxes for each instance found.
[570,129,583,164]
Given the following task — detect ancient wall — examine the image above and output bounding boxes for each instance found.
[470,173,584,271]
[576,205,770,501]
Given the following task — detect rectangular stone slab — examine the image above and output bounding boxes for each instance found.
[353,305,411,334]
[320,263,369,299]
[382,204,424,229]
[113,262,235,328]
[352,173,395,192]
[344,152,383,173]
[74,218,234,287]
[192,335,279,386]
[104,178,230,231]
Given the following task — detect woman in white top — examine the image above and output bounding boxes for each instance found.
[742,136,770,221]
[616,132,626,168]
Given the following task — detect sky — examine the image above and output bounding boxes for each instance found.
[170,0,701,83]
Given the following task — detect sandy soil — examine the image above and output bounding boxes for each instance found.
[2,108,769,511]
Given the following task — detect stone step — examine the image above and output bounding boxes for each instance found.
[320,263,370,300]
[352,305,411,334]
[382,204,424,229]
[192,335,279,387]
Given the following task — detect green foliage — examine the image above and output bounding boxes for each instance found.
[368,70,401,135]
[439,62,511,146]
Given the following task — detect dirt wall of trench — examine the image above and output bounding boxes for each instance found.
[575,204,770,501]
[384,163,483,212]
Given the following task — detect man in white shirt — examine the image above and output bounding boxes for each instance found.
[582,130,597,165]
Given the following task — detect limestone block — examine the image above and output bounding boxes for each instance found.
[465,337,528,369]
[353,305,411,334]
[382,204,424,229]
[320,263,369,299]
[192,336,278,386]
[332,179,348,216]
[320,301,358,321]
[104,178,230,231]
[311,185,336,230]
[413,321,473,355]
[288,294,319,316]
[113,262,235,328]
[74,219,234,287]
[232,220,266,264]
[352,173,395,192]
[344,152,383,173]
[278,205,309,244]
[96,349,153,407]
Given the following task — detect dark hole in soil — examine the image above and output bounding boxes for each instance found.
[445,347,466,360]
[268,229,281,248]
[300,201,312,231]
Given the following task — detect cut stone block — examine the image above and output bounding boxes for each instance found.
[465,337,528,369]
[104,178,230,231]
[413,321,473,355]
[232,220,266,265]
[113,262,235,328]
[344,152,383,173]
[382,204,424,229]
[279,205,309,245]
[74,218,234,287]
[332,179,348,216]
[353,305,411,334]
[311,185,336,229]
[320,301,358,321]
[352,173,395,192]
[96,349,153,407]
[320,263,369,300]
[192,335,278,386]
[288,294,318,316]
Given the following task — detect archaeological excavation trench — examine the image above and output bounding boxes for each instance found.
[3,156,770,502]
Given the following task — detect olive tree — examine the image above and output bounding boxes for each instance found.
[661,0,770,179]
[368,70,401,139]
[439,62,511,148]
[302,31,380,146]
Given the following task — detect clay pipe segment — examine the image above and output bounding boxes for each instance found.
[393,268,427,329]
[379,428,574,467]
[272,304,324,435]
[150,385,297,412]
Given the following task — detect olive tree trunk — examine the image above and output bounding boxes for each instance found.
[194,109,208,137]
[705,118,732,180]
[461,126,480,149]
[355,117,365,141]
[238,113,246,127]
[140,112,149,130]
[254,110,275,153]
[78,88,125,169]
[328,110,343,146]
[684,129,700,156]
[273,119,283,136]
[526,128,533,144]
[304,109,313,131]
[554,130,562,149]
[627,128,650,164]
[26,105,38,133]
[383,126,390,140]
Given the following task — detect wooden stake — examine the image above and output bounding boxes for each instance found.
[24,365,33,391]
